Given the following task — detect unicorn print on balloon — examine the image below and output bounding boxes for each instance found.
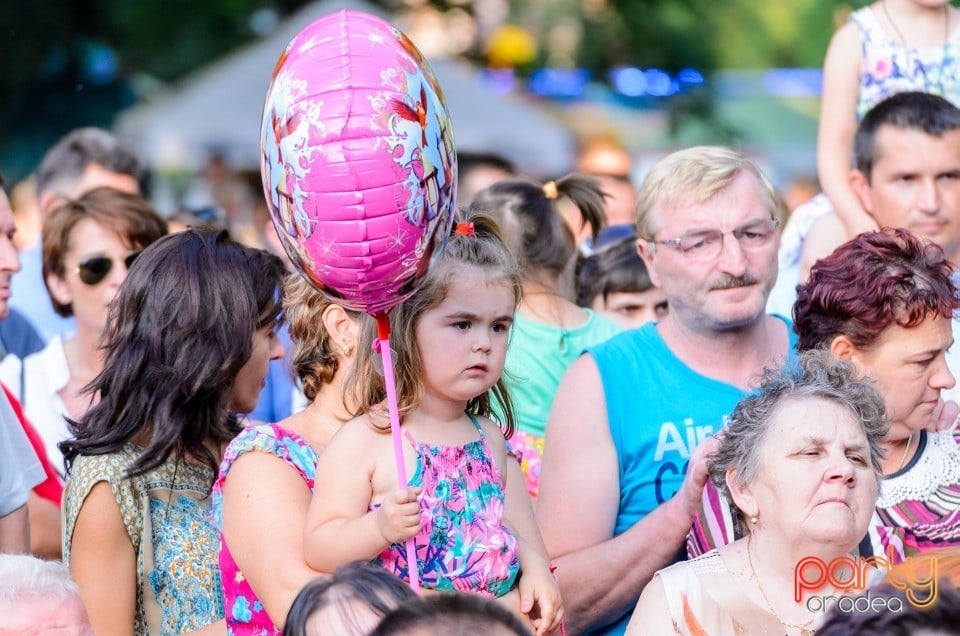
[259,11,456,314]
[380,35,455,231]
[261,67,324,277]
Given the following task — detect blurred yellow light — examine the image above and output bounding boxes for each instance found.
[485,24,537,68]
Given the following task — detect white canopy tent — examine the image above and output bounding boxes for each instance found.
[113,0,575,178]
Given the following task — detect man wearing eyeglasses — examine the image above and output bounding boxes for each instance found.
[537,146,797,635]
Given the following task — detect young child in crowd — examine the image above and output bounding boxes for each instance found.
[575,235,667,331]
[282,561,415,636]
[470,175,620,497]
[821,0,960,236]
[775,0,960,302]
[372,592,534,636]
[302,213,562,636]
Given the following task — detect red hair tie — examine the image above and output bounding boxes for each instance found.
[454,221,475,237]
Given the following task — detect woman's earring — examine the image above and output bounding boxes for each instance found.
[750,515,758,526]
[341,344,352,357]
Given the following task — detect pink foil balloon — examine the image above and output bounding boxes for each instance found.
[261,10,456,315]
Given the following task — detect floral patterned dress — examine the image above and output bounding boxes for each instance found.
[771,7,960,329]
[853,5,960,119]
[63,444,223,635]
[212,423,319,635]
[373,414,520,596]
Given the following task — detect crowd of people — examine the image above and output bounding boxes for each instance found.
[3,1,960,635]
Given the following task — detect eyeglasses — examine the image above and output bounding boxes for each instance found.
[644,219,779,261]
[76,251,142,286]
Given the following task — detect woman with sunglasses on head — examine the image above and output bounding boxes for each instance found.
[0,188,167,481]
[61,229,286,636]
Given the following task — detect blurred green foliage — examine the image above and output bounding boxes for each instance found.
[0,0,889,180]
[0,0,291,179]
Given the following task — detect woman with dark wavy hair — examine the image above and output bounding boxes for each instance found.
[60,229,286,636]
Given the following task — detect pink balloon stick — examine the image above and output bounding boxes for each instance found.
[376,316,421,593]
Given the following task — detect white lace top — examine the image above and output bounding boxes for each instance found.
[879,430,960,507]
[867,430,960,559]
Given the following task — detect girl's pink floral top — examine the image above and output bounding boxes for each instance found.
[372,413,520,596]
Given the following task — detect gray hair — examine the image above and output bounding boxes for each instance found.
[634,146,783,240]
[0,554,80,610]
[35,127,143,199]
[708,349,889,532]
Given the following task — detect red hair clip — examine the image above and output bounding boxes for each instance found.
[454,222,475,237]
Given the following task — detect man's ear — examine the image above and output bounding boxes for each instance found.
[38,192,67,219]
[849,169,874,216]
[637,239,661,288]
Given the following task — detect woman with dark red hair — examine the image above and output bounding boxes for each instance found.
[792,228,960,560]
[691,228,960,562]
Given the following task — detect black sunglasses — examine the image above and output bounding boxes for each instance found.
[76,250,142,286]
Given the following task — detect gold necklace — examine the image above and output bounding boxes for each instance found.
[746,534,815,636]
[895,433,914,472]
[882,0,950,96]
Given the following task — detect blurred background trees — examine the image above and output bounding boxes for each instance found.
[1,0,865,181]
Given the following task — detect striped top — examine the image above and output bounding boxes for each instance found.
[688,429,960,563]
[864,429,960,559]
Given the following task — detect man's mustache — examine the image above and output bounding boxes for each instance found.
[711,274,757,290]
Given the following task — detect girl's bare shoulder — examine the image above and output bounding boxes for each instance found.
[330,411,394,447]
[826,18,861,55]
[474,414,508,450]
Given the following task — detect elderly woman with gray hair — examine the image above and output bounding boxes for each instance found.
[627,350,888,636]
[0,554,94,634]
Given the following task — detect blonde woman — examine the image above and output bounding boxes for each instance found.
[214,274,363,633]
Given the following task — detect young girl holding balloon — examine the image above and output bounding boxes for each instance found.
[302,213,563,635]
